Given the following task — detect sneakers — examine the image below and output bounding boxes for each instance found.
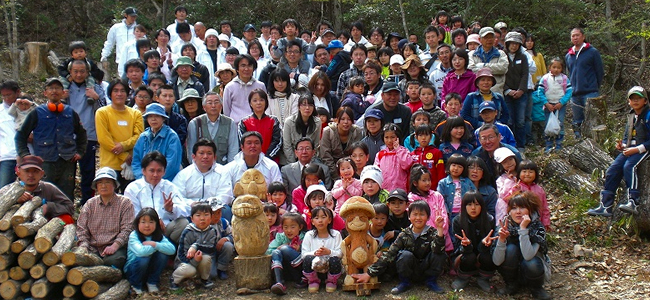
[451,277,469,290]
[202,279,214,288]
[271,282,287,295]
[544,146,554,154]
[217,270,229,280]
[587,203,613,217]
[146,283,159,293]
[390,281,411,295]
[618,200,639,215]
[169,277,180,291]
[476,276,492,292]
[532,287,552,299]
[131,286,143,295]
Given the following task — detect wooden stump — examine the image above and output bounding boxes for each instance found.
[66,265,122,285]
[581,95,608,139]
[29,262,46,279]
[34,217,64,253]
[61,247,103,267]
[30,277,52,298]
[43,224,75,266]
[0,183,24,219]
[10,239,30,254]
[0,230,16,254]
[24,42,54,75]
[14,209,46,238]
[0,279,21,300]
[233,255,272,290]
[46,263,67,283]
[62,284,78,298]
[93,279,130,300]
[11,198,42,227]
[0,206,19,231]
[17,244,41,269]
[0,271,7,283]
[8,267,26,281]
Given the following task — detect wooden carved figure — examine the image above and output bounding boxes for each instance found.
[233,169,267,200]
[231,195,270,256]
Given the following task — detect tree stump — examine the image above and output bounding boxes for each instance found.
[81,280,111,298]
[233,255,272,290]
[30,277,53,298]
[66,265,122,285]
[43,224,75,266]
[0,206,19,231]
[46,263,67,283]
[29,262,46,279]
[0,271,7,283]
[581,95,608,139]
[0,183,24,219]
[0,230,16,254]
[10,239,30,254]
[0,279,21,300]
[24,42,55,75]
[62,284,78,298]
[93,279,130,300]
[14,208,46,238]
[34,217,64,253]
[61,247,103,267]
[17,244,42,269]
[627,159,650,234]
[11,197,42,227]
[8,267,26,281]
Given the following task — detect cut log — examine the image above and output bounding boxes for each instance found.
[233,255,272,290]
[17,244,42,269]
[14,208,46,238]
[0,183,24,219]
[565,139,613,175]
[8,267,26,281]
[19,278,31,293]
[627,160,650,233]
[34,217,64,253]
[0,279,21,300]
[92,279,130,300]
[43,224,75,266]
[543,159,599,195]
[10,239,31,254]
[67,265,122,285]
[0,253,16,270]
[0,230,16,254]
[0,206,19,231]
[62,284,78,297]
[581,95,608,139]
[81,280,111,298]
[45,263,67,283]
[61,247,103,267]
[30,277,53,298]
[29,262,46,279]
[10,197,42,227]
[0,271,7,283]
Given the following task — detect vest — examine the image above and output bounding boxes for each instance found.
[196,114,232,165]
[33,105,76,161]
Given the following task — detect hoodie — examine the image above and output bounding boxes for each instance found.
[565,43,604,96]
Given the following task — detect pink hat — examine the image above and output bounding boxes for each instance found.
[466,34,481,46]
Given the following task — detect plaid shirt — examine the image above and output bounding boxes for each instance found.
[76,194,134,255]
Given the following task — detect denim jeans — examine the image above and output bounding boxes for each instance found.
[498,243,544,283]
[525,91,533,143]
[125,251,168,289]
[271,245,303,281]
[395,250,446,281]
[209,241,235,278]
[571,92,599,126]
[505,93,529,148]
[0,160,16,187]
[602,151,650,200]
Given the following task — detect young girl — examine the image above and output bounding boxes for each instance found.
[407,164,453,252]
[125,208,176,294]
[439,116,475,161]
[360,109,384,165]
[433,10,451,44]
[292,164,327,215]
[268,181,297,216]
[264,202,282,241]
[411,125,446,190]
[301,207,343,293]
[267,69,299,128]
[437,154,474,222]
[348,142,370,177]
[238,89,282,161]
[532,57,572,153]
[502,160,550,229]
[303,185,345,231]
[340,76,370,121]
[360,165,389,204]
[375,124,413,191]
[451,191,497,292]
[378,47,394,78]
[267,212,309,295]
[494,147,520,210]
[404,110,432,151]
[419,84,447,128]
[332,157,362,214]
[401,43,418,60]
[493,192,551,299]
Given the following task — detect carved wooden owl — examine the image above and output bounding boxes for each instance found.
[231,194,270,256]
[233,169,267,200]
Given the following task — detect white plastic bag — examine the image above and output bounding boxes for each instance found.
[545,111,561,136]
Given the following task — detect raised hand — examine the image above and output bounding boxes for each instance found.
[482,229,498,247]
[454,229,471,247]
[163,192,174,213]
[520,214,531,229]
[498,218,510,243]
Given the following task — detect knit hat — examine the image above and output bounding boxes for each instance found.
[305,185,331,206]
[205,29,219,39]
[339,196,375,220]
[360,165,383,187]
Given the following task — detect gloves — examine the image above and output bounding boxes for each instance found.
[121,162,134,181]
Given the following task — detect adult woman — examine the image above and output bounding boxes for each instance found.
[155,29,175,81]
[526,35,547,84]
[238,89,282,162]
[282,92,322,163]
[308,71,338,114]
[319,107,363,180]
[441,49,476,108]
[348,142,369,178]
[177,88,205,123]
[385,32,403,55]
[267,69,299,127]
[247,39,268,80]
[466,156,498,217]
[399,55,429,99]
[77,167,134,269]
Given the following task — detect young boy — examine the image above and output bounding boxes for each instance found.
[58,41,104,91]
[360,165,389,204]
[340,76,369,120]
[272,19,316,57]
[208,198,235,281]
[387,55,404,84]
[411,125,446,190]
[404,81,423,113]
[588,86,650,217]
[384,189,411,239]
[369,203,393,255]
[419,84,447,129]
[353,200,447,294]
[171,202,217,290]
[474,101,516,147]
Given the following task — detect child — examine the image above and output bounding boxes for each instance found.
[451,191,497,292]
[404,81,423,113]
[348,142,370,177]
[332,157,362,214]
[8,96,36,131]
[360,165,389,204]
[439,116,475,161]
[268,181,297,215]
[434,10,451,44]
[369,203,393,254]
[384,188,411,234]
[316,107,331,138]
[171,202,217,290]
[360,109,384,165]
[493,192,551,299]
[494,147,519,209]
[460,68,509,129]
[502,160,550,229]
[354,200,447,294]
[466,156,498,218]
[267,212,309,295]
[292,164,327,215]
[125,208,176,295]
[588,86,650,217]
[301,207,343,293]
[407,164,453,252]
[473,101,516,147]
[340,76,370,120]
[419,84,447,128]
[267,68,299,128]
[437,154,474,223]
[374,123,413,191]
[387,54,405,84]
[57,41,104,91]
[303,185,345,230]
[445,93,463,117]
[265,202,282,241]
[411,125,446,190]
[404,110,432,151]
[273,18,316,57]
[378,47,394,78]
[238,89,282,161]
[532,57,573,153]
[207,199,235,281]
[502,32,529,148]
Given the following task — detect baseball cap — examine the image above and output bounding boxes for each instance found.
[207,197,225,211]
[387,188,408,202]
[389,54,404,66]
[494,22,508,31]
[244,24,257,32]
[326,40,344,51]
[479,27,496,38]
[320,29,335,38]
[123,7,138,16]
[494,147,516,163]
[45,78,64,88]
[627,86,647,99]
[382,82,400,93]
[479,101,497,113]
[364,108,384,120]
[19,155,43,171]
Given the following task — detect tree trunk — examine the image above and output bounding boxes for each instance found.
[17,244,42,269]
[543,159,599,196]
[10,239,30,254]
[628,159,650,233]
[29,262,46,280]
[0,253,16,271]
[81,280,111,298]
[66,266,122,285]
[11,197,42,227]
[92,279,130,300]
[61,247,103,267]
[8,267,26,281]
[398,0,408,36]
[62,284,78,298]
[24,42,55,75]
[581,95,608,140]
[0,230,16,254]
[0,183,24,219]
[46,263,67,283]
[19,278,31,293]
[0,206,19,231]
[14,208,46,238]
[330,0,342,31]
[565,139,613,175]
[34,217,64,253]
[43,224,75,266]
[233,255,272,290]
[30,277,53,298]
[0,279,21,300]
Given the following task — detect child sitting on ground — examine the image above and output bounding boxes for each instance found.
[267,212,309,295]
[207,199,235,281]
[384,189,411,239]
[264,202,282,241]
[369,203,394,254]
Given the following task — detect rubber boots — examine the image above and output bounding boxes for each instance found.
[587,192,614,217]
[271,267,287,295]
[325,272,340,292]
[302,271,320,293]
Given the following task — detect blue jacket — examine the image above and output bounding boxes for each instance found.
[437,176,475,215]
[439,141,474,161]
[474,122,516,148]
[565,43,603,96]
[461,92,509,129]
[478,184,498,220]
[132,124,183,181]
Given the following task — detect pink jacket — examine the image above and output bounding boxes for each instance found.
[408,190,454,252]
[441,69,477,107]
[374,146,413,192]
[502,182,550,229]
[495,173,517,223]
[332,178,363,214]
[292,186,307,215]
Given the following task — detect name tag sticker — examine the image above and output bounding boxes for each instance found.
[117,120,128,126]
[515,60,522,64]
[394,118,402,124]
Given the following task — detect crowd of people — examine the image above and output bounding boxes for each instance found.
[2,4,646,300]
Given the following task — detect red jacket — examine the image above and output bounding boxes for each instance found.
[238,113,282,159]
[411,145,446,190]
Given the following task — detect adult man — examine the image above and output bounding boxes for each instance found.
[67,60,108,204]
[8,155,74,223]
[277,40,312,86]
[204,29,221,73]
[172,23,215,89]
[15,78,87,201]
[220,20,247,54]
[222,54,267,123]
[336,44,367,99]
[368,82,412,140]
[468,27,508,95]
[428,44,453,101]
[364,59,384,99]
[226,131,282,189]
[0,81,19,186]
[179,44,211,91]
[101,7,138,77]
[281,138,333,201]
[471,123,521,184]
[173,139,234,219]
[318,29,336,49]
[242,24,257,48]
[171,56,205,100]
[186,92,239,165]
[494,22,508,45]
[312,44,331,69]
[194,22,206,42]
[167,6,195,44]
[566,27,603,139]
[420,26,441,68]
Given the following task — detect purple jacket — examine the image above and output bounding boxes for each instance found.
[441,70,477,108]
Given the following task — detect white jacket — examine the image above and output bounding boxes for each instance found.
[171,38,216,90]
[0,104,17,161]
[166,21,195,45]
[172,163,234,205]
[123,178,190,225]
[226,152,282,188]
[101,19,137,66]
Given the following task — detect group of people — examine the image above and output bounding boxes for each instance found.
[1,4,642,300]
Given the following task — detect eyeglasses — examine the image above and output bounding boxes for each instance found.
[136,95,151,99]
[286,50,301,55]
[296,147,313,152]
[204,101,221,106]
[479,135,498,142]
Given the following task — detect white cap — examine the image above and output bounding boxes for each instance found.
[389,54,404,66]
[494,147,516,163]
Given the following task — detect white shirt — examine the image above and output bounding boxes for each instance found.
[0,104,17,161]
[123,178,191,225]
[166,20,195,45]
[172,163,234,205]
[226,152,282,189]
[101,19,137,65]
[301,230,343,257]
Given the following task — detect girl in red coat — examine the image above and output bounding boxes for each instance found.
[238,89,282,161]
